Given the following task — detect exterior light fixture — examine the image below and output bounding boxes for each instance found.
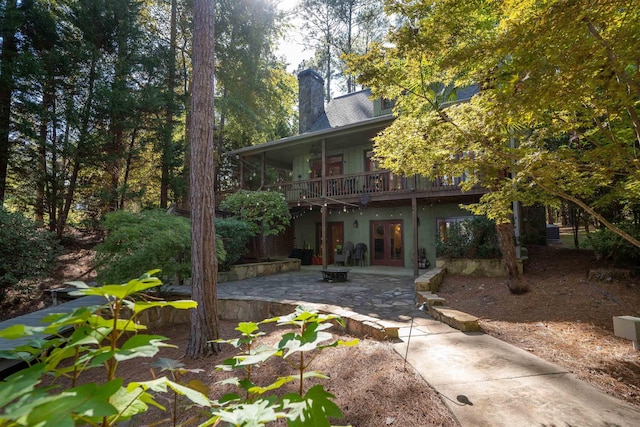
[353,220,359,228]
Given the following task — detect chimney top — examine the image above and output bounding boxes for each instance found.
[298,69,325,134]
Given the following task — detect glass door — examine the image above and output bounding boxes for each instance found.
[316,222,344,263]
[370,220,404,267]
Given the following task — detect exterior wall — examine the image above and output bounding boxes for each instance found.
[292,142,371,180]
[292,201,470,268]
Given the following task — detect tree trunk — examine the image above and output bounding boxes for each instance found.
[160,0,178,209]
[186,0,219,358]
[57,53,97,237]
[0,1,19,207]
[120,128,138,210]
[496,221,527,294]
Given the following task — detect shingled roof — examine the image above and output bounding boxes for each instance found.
[305,85,478,134]
[308,89,380,132]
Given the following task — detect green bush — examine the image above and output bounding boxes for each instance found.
[95,210,226,285]
[215,217,253,270]
[583,223,640,266]
[220,190,291,260]
[0,208,62,302]
[435,216,501,259]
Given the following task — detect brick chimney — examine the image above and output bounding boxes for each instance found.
[298,69,325,134]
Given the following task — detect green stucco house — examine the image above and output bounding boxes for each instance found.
[229,69,486,275]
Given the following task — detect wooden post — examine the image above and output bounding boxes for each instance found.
[321,139,328,269]
[412,196,419,277]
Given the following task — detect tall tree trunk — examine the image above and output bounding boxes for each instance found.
[186,0,219,358]
[496,221,527,294]
[160,0,178,209]
[120,127,138,210]
[57,54,97,237]
[180,82,192,211]
[0,1,19,207]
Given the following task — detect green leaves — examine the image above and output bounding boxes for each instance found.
[213,306,357,426]
[0,271,201,426]
[220,190,291,238]
[1,377,121,427]
[282,385,344,427]
[211,399,287,427]
[127,377,211,408]
[1,295,356,427]
[349,0,640,248]
[0,208,62,303]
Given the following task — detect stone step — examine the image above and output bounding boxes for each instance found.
[430,306,479,332]
[414,267,446,292]
[415,291,446,307]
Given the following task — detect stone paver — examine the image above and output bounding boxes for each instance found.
[217,267,428,324]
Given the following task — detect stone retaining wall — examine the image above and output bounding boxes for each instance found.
[218,258,301,283]
[435,257,524,277]
[137,296,398,341]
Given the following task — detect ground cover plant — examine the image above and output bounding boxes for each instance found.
[95,210,235,284]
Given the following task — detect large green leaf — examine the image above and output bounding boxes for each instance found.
[211,399,286,427]
[127,377,211,407]
[248,372,328,396]
[109,385,155,421]
[69,273,162,300]
[114,334,175,361]
[0,364,44,408]
[131,299,197,316]
[21,380,121,427]
[282,385,343,427]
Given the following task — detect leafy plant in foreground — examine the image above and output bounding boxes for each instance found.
[0,272,206,427]
[211,306,358,426]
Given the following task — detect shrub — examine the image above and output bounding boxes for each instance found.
[215,217,253,270]
[583,223,640,266]
[435,216,501,259]
[220,190,291,260]
[0,208,62,303]
[95,210,226,285]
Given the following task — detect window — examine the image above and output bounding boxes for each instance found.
[310,155,343,178]
[381,98,395,111]
[436,217,473,241]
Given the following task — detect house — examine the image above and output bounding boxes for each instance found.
[229,69,487,274]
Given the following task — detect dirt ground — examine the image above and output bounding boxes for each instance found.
[438,244,640,409]
[3,232,640,424]
[109,322,458,426]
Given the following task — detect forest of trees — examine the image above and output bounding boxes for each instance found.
[0,0,389,237]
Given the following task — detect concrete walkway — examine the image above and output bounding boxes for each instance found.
[216,267,640,426]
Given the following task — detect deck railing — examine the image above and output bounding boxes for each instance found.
[264,170,468,203]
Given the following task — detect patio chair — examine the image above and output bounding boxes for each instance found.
[334,241,354,266]
[353,243,367,267]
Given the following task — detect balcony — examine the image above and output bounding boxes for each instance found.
[264,170,476,204]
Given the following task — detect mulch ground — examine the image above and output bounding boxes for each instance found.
[438,244,640,408]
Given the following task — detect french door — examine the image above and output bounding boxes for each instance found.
[316,222,344,263]
[370,220,404,267]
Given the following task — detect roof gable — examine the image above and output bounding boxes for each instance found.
[308,89,379,132]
